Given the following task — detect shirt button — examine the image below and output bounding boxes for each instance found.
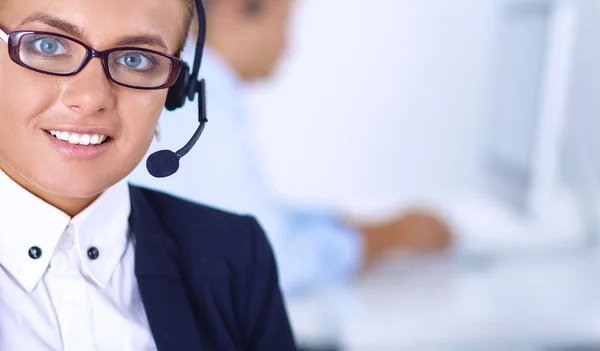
[28,246,42,260]
[87,247,99,260]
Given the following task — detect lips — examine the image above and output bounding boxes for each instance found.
[45,130,110,146]
[43,127,114,160]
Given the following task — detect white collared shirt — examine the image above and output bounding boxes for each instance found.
[0,169,156,351]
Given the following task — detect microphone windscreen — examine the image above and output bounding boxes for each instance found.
[146,150,180,178]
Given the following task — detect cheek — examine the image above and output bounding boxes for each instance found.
[119,91,167,164]
[0,61,57,161]
[266,19,288,60]
[0,60,57,122]
[264,30,286,68]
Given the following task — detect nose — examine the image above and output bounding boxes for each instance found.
[60,58,116,115]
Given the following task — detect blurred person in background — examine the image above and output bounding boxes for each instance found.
[128,0,453,297]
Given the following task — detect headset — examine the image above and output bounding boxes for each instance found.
[146,0,208,178]
[146,0,261,178]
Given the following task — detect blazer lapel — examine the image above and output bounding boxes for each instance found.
[129,186,203,351]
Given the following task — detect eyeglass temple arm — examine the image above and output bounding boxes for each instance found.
[0,29,8,44]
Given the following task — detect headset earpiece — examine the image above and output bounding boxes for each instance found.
[165,62,191,111]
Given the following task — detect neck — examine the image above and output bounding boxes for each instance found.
[0,162,98,217]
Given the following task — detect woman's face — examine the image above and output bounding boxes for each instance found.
[0,0,188,208]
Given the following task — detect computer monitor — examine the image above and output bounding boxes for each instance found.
[484,0,577,221]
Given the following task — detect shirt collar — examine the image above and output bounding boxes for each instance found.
[0,169,130,292]
[70,179,131,289]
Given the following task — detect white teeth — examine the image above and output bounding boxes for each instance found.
[79,134,90,146]
[48,130,108,146]
[68,133,80,144]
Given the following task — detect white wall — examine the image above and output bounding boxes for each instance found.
[246,0,499,219]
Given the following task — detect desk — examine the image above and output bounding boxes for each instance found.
[287,250,600,350]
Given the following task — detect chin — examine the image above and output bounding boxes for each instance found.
[35,178,110,199]
[27,167,121,200]
[248,67,276,82]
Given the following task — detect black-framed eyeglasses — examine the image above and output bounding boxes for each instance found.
[0,28,183,90]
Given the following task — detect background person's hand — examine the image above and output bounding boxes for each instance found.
[354,210,453,270]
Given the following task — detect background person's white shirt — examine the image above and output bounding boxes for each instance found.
[0,170,156,351]
[128,47,363,298]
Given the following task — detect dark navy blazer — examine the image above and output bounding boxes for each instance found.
[128,185,297,351]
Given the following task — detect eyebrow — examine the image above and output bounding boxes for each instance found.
[19,12,84,39]
[19,12,169,52]
[114,36,169,52]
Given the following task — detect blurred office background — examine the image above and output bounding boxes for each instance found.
[241,0,600,350]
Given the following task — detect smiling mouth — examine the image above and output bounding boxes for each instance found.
[45,130,112,146]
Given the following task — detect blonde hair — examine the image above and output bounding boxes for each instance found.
[176,0,197,54]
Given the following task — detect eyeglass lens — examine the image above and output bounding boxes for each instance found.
[17,33,174,88]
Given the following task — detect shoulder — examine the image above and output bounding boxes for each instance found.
[129,184,296,349]
[132,182,249,224]
[129,184,272,275]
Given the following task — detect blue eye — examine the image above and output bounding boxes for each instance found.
[34,38,66,55]
[124,54,143,68]
[118,53,154,70]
